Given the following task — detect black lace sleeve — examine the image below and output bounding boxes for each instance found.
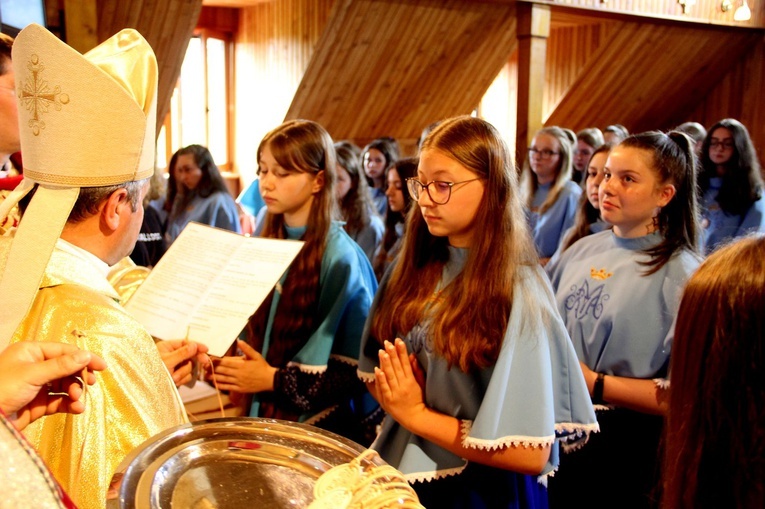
[272,357,365,414]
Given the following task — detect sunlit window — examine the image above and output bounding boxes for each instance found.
[157,30,231,171]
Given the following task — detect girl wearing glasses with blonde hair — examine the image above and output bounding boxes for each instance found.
[698,118,765,254]
[522,126,582,265]
[358,116,597,508]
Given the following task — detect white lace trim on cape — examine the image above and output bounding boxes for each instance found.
[287,361,327,374]
[460,420,555,450]
[303,405,339,426]
[404,463,467,484]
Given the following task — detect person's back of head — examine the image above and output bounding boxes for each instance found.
[604,124,629,144]
[674,121,706,144]
[561,127,577,146]
[576,127,604,149]
[663,234,765,509]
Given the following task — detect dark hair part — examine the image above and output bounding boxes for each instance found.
[373,157,418,279]
[604,124,629,141]
[561,128,577,146]
[674,121,707,144]
[0,33,12,75]
[247,119,337,370]
[418,120,442,151]
[67,179,147,223]
[560,143,613,252]
[577,127,605,149]
[371,116,537,372]
[699,118,763,216]
[335,141,375,236]
[662,235,765,509]
[620,131,700,274]
[334,139,361,159]
[521,125,574,214]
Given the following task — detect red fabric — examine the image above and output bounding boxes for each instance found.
[0,174,23,190]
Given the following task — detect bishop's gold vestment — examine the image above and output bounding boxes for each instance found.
[7,240,187,509]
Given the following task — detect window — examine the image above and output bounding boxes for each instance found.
[157,29,232,171]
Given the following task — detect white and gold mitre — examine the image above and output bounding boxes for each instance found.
[0,24,158,349]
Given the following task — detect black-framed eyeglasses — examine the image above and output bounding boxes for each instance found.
[710,139,735,149]
[528,147,559,159]
[406,177,481,205]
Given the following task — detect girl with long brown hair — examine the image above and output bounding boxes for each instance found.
[662,235,765,509]
[211,120,379,444]
[334,141,384,262]
[357,116,597,508]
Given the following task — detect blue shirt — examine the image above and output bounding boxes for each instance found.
[546,231,700,378]
[348,212,385,263]
[527,181,582,258]
[358,247,598,482]
[701,177,765,254]
[165,191,241,246]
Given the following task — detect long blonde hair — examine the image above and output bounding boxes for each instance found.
[521,126,574,214]
[370,116,537,372]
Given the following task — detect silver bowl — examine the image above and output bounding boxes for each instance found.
[107,417,383,508]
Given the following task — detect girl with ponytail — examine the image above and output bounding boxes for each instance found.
[546,131,702,506]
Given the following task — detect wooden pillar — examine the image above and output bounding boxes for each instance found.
[63,0,99,53]
[515,2,550,166]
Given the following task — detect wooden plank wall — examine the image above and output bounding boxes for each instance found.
[543,20,618,119]
[544,20,760,136]
[233,0,335,179]
[286,0,518,155]
[96,0,204,135]
[685,36,765,159]
[526,0,765,27]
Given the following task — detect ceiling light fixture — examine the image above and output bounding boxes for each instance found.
[734,0,752,20]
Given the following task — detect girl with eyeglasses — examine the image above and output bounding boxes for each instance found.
[521,126,582,265]
[546,131,702,507]
[358,116,597,508]
[698,118,765,254]
[210,120,380,445]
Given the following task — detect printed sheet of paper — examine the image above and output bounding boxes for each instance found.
[125,222,304,356]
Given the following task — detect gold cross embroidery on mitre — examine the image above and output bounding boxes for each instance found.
[19,54,70,136]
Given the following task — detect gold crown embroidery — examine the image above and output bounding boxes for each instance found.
[20,54,70,136]
[590,267,613,280]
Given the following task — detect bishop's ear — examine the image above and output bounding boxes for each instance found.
[101,187,131,231]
